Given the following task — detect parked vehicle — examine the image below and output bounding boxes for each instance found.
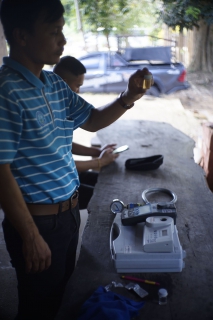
[78,46,190,96]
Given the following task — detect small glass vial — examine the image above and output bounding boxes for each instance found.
[158,288,168,305]
[143,74,153,89]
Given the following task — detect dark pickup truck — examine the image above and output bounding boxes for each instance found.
[79,46,190,96]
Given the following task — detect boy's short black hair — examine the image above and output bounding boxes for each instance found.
[53,56,86,76]
[0,0,65,46]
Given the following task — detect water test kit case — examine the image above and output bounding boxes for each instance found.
[110,212,186,273]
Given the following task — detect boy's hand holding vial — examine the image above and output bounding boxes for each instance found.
[131,68,154,92]
[120,68,154,106]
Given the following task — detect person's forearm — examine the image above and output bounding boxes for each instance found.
[81,68,150,132]
[81,89,143,132]
[81,98,127,132]
[0,164,39,241]
[72,142,100,157]
[75,158,101,172]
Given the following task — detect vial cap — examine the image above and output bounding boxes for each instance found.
[144,74,153,80]
[158,288,168,297]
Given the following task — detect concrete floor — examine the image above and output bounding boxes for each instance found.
[0,94,203,319]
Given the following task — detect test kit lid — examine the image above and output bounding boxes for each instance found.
[144,74,153,80]
[158,288,168,297]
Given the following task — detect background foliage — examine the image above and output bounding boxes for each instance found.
[157,0,213,31]
[61,0,213,71]
[61,0,162,38]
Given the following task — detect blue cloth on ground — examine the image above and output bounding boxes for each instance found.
[77,286,145,320]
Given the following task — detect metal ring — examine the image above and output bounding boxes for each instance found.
[141,187,177,205]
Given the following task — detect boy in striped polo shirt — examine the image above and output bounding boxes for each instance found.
[0,0,152,319]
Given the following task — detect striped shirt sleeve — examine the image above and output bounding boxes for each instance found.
[0,87,23,164]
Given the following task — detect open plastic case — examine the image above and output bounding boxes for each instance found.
[110,212,186,273]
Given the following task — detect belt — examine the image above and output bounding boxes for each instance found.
[27,191,79,216]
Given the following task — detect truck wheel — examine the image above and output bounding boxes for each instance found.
[146,85,160,97]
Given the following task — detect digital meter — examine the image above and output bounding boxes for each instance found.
[121,203,177,226]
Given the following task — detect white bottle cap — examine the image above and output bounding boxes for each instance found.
[144,74,153,80]
[158,288,168,297]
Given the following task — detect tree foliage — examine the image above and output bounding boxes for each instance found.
[79,0,161,35]
[157,0,213,71]
[118,0,162,36]
[76,0,162,49]
[157,0,213,31]
[61,0,75,26]
[79,0,130,36]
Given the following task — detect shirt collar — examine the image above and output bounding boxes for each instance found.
[3,57,53,89]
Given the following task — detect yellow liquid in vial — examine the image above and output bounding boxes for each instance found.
[143,78,152,89]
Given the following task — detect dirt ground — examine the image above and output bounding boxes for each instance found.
[163,71,213,164]
[164,71,213,121]
[75,71,213,165]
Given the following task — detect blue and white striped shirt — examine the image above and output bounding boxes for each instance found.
[0,57,94,203]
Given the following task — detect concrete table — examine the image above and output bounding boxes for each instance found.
[56,120,213,320]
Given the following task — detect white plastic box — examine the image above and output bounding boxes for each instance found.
[110,212,186,273]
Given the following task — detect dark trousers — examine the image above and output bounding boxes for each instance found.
[2,204,80,320]
[78,171,99,209]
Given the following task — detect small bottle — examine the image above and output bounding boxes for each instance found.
[158,288,168,305]
[143,74,153,89]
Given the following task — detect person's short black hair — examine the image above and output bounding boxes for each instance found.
[53,56,86,77]
[0,0,65,46]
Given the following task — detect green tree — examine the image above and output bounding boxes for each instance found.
[78,0,162,50]
[157,0,213,72]
[79,0,132,49]
[61,0,76,27]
